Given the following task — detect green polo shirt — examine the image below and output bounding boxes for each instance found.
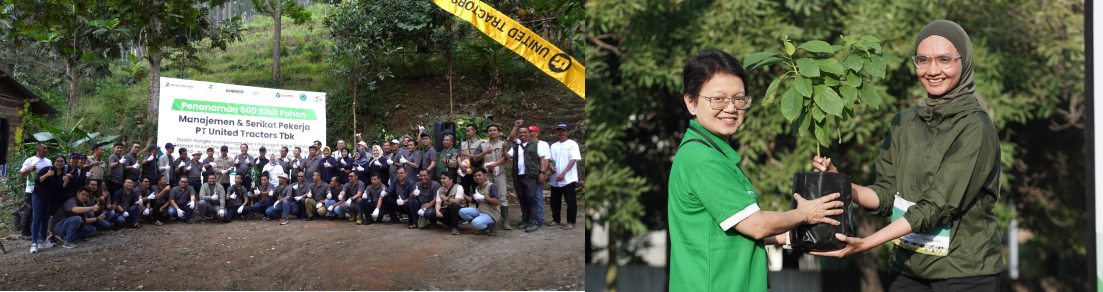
[668,120,767,292]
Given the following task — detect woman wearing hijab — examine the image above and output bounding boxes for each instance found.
[367,145,390,185]
[336,147,354,184]
[354,149,371,186]
[811,20,1003,290]
[667,49,845,291]
[318,146,338,185]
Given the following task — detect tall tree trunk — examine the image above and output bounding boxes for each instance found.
[857,211,884,292]
[146,51,162,121]
[65,61,80,112]
[448,46,453,115]
[271,3,282,85]
[352,78,357,135]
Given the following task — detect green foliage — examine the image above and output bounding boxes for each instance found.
[30,118,119,156]
[744,35,885,152]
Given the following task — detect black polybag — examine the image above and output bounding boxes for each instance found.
[789,171,854,251]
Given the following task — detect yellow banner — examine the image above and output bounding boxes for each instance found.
[432,0,584,99]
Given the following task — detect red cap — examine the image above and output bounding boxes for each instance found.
[528,126,540,133]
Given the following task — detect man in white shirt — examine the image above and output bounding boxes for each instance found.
[19,142,50,239]
[548,123,581,229]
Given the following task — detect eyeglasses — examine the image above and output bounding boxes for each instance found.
[912,55,961,70]
[697,94,753,110]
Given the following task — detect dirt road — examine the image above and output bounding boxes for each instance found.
[0,203,583,291]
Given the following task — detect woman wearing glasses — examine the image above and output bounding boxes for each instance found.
[667,49,845,291]
[810,20,1004,291]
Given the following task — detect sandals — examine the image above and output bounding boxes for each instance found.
[562,224,575,230]
[408,225,417,229]
[154,221,163,226]
[546,222,559,227]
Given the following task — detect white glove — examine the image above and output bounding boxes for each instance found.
[373,160,381,167]
[344,200,351,207]
[474,191,484,201]
[327,192,333,199]
[400,157,408,164]
[212,194,218,200]
[274,200,281,207]
[187,201,195,208]
[371,209,379,218]
[269,191,275,197]
[253,189,260,195]
[186,165,192,171]
[283,158,289,163]
[148,194,156,200]
[218,209,225,218]
[396,197,404,206]
[341,159,347,165]
[295,196,302,202]
[458,168,464,177]
[339,192,345,200]
[178,161,185,168]
[327,205,334,212]
[412,187,420,196]
[419,125,425,132]
[147,156,154,161]
[221,169,228,174]
[230,194,237,200]
[293,184,300,190]
[324,162,332,168]
[177,209,185,218]
[380,190,386,197]
[316,202,323,209]
[356,166,364,172]
[123,211,129,218]
[120,158,127,164]
[142,208,150,216]
[237,206,244,213]
[137,199,144,206]
[209,162,216,168]
[417,209,425,216]
[294,161,300,168]
[493,165,500,176]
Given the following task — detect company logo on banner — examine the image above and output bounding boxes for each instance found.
[431,0,585,99]
[157,77,327,160]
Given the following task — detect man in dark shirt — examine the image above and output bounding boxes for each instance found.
[107,143,126,197]
[111,178,141,228]
[300,172,328,221]
[224,175,250,223]
[164,176,195,224]
[415,169,444,228]
[290,172,312,220]
[234,144,258,190]
[50,187,101,248]
[335,171,365,221]
[265,173,295,225]
[362,174,386,225]
[140,145,160,183]
[123,142,142,184]
[381,167,416,226]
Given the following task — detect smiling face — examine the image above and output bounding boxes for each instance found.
[684,73,746,137]
[915,35,962,96]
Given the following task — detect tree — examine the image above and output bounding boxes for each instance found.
[120,0,244,122]
[1,0,129,112]
[251,0,312,85]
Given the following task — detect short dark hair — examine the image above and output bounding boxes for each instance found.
[309,145,317,151]
[473,167,487,175]
[466,124,478,131]
[132,141,141,146]
[91,144,103,152]
[294,147,302,151]
[441,172,456,182]
[113,142,124,148]
[79,187,93,194]
[370,173,380,179]
[682,49,749,102]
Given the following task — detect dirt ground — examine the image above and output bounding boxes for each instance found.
[0,199,584,291]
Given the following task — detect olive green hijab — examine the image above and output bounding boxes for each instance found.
[914,20,993,119]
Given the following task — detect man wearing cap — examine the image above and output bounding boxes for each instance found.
[140,145,160,183]
[548,123,581,229]
[158,143,176,187]
[106,142,127,196]
[235,144,258,190]
[301,146,320,187]
[213,146,234,191]
[507,120,546,232]
[265,173,294,225]
[257,146,270,169]
[460,124,489,198]
[196,174,225,224]
[527,125,552,227]
[481,124,511,229]
[418,133,438,181]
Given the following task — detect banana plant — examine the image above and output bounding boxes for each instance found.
[30,117,119,156]
[743,35,889,155]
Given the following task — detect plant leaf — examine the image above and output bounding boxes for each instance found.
[815,57,845,75]
[763,73,787,104]
[824,74,840,87]
[784,40,796,55]
[798,40,834,54]
[814,119,831,147]
[859,83,881,109]
[859,35,881,43]
[846,70,863,87]
[796,58,819,77]
[743,52,778,68]
[794,75,813,97]
[751,57,785,70]
[814,85,843,116]
[781,88,802,122]
[796,110,811,137]
[866,55,887,78]
[847,55,864,71]
[840,85,858,106]
[812,105,826,122]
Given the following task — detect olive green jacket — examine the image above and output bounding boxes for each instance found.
[867,96,1004,279]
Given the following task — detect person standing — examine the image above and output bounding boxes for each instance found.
[481,124,511,230]
[436,135,460,181]
[158,143,177,187]
[19,143,50,240]
[214,146,234,191]
[288,147,304,184]
[106,142,127,197]
[418,133,438,181]
[459,124,488,197]
[140,145,160,183]
[367,145,390,184]
[182,152,204,191]
[527,126,551,226]
[506,120,543,232]
[337,147,354,185]
[200,147,217,182]
[123,142,142,188]
[61,153,87,202]
[84,143,106,184]
[262,153,284,187]
[234,144,258,190]
[301,146,320,186]
[30,155,69,252]
[394,141,421,182]
[547,123,581,230]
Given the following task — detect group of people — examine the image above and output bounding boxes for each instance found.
[18,119,582,255]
